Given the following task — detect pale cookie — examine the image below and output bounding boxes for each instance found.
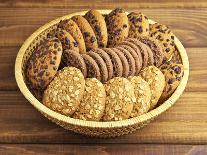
[102,77,136,121]
[73,78,106,121]
[26,38,62,90]
[105,8,129,47]
[128,76,151,117]
[139,66,165,109]
[85,9,108,47]
[58,19,86,53]
[43,67,85,116]
[128,12,150,37]
[72,15,98,51]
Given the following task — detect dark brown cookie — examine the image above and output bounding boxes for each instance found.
[81,54,101,80]
[115,47,136,76]
[103,48,123,77]
[144,43,154,66]
[112,48,129,77]
[88,51,108,83]
[92,48,114,80]
[62,49,87,77]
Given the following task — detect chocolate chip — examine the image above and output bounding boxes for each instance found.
[53,56,57,60]
[83,32,90,38]
[53,66,57,70]
[138,26,143,33]
[137,17,142,22]
[65,38,70,45]
[123,24,127,28]
[90,36,96,43]
[94,25,101,33]
[163,43,168,47]
[58,48,61,52]
[171,36,175,40]
[174,66,181,74]
[46,72,50,76]
[176,76,181,81]
[166,39,170,42]
[73,41,78,47]
[50,60,55,65]
[54,43,58,49]
[34,68,38,73]
[165,48,170,53]
[38,70,44,77]
[168,78,175,84]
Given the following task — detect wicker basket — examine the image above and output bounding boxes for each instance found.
[15,10,189,138]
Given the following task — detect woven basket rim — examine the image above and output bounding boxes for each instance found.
[15,10,189,128]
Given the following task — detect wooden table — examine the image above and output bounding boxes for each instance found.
[0,0,207,154]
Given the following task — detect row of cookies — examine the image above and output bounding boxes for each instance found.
[42,66,165,121]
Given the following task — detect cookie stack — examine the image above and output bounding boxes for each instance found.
[25,8,184,122]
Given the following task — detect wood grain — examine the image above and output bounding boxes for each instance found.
[0,144,206,155]
[0,91,206,144]
[0,8,207,47]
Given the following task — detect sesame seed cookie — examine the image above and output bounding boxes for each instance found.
[139,66,165,109]
[105,8,129,47]
[88,51,108,83]
[84,9,108,48]
[137,36,163,67]
[150,23,176,61]
[159,63,184,102]
[82,54,101,81]
[112,48,129,77]
[62,49,87,77]
[92,48,114,80]
[58,19,86,53]
[43,67,85,116]
[103,48,123,77]
[128,76,151,117]
[115,47,136,76]
[26,38,62,89]
[103,77,136,121]
[72,15,98,51]
[128,12,150,37]
[73,78,106,121]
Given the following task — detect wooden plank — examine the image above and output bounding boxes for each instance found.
[0,8,207,47]
[0,144,206,155]
[0,47,206,91]
[0,0,207,8]
[0,91,206,144]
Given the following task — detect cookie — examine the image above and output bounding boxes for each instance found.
[170,49,182,64]
[88,51,108,83]
[159,63,184,102]
[72,15,98,51]
[119,44,142,75]
[115,47,136,76]
[139,66,165,109]
[112,48,129,77]
[58,19,86,53]
[73,78,106,121]
[150,23,176,61]
[137,36,163,67]
[92,48,114,80]
[61,49,87,77]
[84,9,108,48]
[102,77,136,121]
[128,12,150,37]
[43,67,85,116]
[103,48,123,77]
[128,76,151,117]
[105,8,129,47]
[81,54,101,81]
[26,38,62,90]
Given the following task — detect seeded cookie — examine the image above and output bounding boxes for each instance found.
[103,77,136,121]
[72,15,98,51]
[43,67,85,116]
[128,76,151,117]
[159,63,184,102]
[88,51,108,83]
[73,78,106,121]
[150,23,176,61]
[82,54,101,80]
[137,36,163,67]
[105,8,129,47]
[58,19,86,53]
[128,12,150,37]
[84,9,108,48]
[103,48,123,77]
[26,38,62,90]
[115,47,136,76]
[139,66,165,109]
[112,48,129,77]
[92,48,114,80]
[62,50,87,77]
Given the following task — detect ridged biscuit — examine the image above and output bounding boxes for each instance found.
[73,78,106,121]
[43,67,85,116]
[103,77,136,121]
[72,15,98,51]
[85,10,108,48]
